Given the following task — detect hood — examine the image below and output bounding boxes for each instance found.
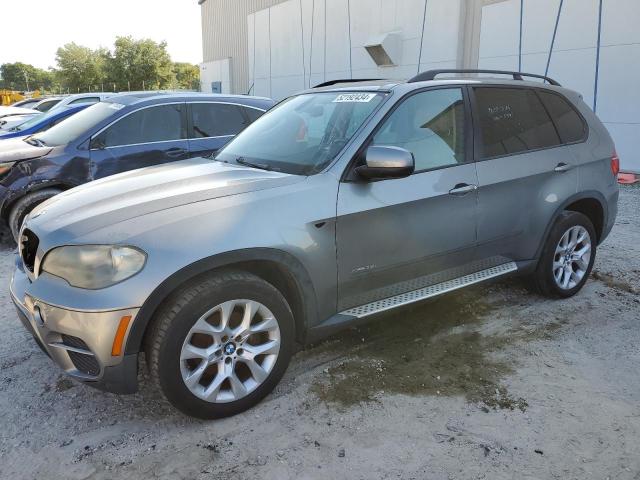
[27,157,304,238]
[0,137,52,162]
[0,106,37,117]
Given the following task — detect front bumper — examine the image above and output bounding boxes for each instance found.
[10,257,140,394]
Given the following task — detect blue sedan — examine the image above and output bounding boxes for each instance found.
[0,103,89,140]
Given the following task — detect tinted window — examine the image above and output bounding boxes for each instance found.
[100,104,184,147]
[474,87,560,158]
[243,106,264,123]
[373,88,466,171]
[35,99,61,112]
[190,103,248,138]
[69,96,100,105]
[538,91,586,143]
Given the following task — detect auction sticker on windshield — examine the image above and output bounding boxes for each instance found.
[333,93,377,103]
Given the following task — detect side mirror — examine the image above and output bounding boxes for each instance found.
[355,145,415,180]
[89,135,106,150]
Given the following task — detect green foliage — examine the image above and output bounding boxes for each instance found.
[0,62,58,92]
[106,36,176,91]
[171,62,201,90]
[1,37,200,94]
[55,43,107,92]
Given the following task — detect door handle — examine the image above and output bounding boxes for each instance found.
[448,183,478,196]
[554,162,573,173]
[166,147,187,158]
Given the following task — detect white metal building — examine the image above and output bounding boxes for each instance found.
[200,0,640,172]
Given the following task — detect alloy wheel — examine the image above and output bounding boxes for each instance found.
[179,299,281,403]
[553,225,592,290]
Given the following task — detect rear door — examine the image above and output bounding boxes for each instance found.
[471,86,580,263]
[187,102,264,157]
[336,87,479,311]
[89,103,189,179]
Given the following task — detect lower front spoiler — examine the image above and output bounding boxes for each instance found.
[10,265,141,395]
[13,300,140,394]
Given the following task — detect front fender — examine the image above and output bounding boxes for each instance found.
[124,247,318,354]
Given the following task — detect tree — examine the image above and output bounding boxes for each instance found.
[106,36,174,91]
[55,43,106,92]
[172,62,200,90]
[0,62,55,91]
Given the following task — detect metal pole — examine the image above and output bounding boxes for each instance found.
[417,0,429,74]
[545,0,564,77]
[593,0,604,112]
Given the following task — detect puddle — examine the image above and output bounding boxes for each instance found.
[310,287,538,411]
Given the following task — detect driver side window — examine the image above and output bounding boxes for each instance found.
[372,88,466,172]
[96,104,184,148]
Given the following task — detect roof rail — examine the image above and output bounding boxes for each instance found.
[407,69,561,86]
[313,78,383,88]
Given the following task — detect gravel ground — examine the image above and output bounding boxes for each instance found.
[0,185,639,480]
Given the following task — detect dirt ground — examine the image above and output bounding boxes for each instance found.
[1,185,639,480]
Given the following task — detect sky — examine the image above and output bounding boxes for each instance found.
[0,0,203,69]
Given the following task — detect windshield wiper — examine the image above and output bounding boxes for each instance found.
[235,156,272,171]
[25,137,46,147]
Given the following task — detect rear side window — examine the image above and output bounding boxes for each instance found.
[190,103,249,138]
[538,91,586,144]
[474,87,560,158]
[99,104,184,147]
[243,107,264,123]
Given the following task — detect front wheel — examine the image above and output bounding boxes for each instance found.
[8,188,62,242]
[531,211,596,298]
[146,271,294,419]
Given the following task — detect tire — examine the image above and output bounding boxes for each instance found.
[531,211,596,298]
[146,270,295,419]
[8,188,62,242]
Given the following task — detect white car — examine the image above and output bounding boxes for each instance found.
[48,92,115,112]
[0,106,39,129]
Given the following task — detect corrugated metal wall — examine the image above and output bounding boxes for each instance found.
[201,0,288,94]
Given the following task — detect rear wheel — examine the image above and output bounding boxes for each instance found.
[531,211,596,298]
[146,270,294,419]
[8,188,62,242]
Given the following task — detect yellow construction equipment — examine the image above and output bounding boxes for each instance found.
[0,90,41,106]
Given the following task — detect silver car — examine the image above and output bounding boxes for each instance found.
[11,70,619,418]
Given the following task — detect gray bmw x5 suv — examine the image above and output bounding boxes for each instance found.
[11,70,619,418]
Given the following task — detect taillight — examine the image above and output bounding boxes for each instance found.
[611,151,620,177]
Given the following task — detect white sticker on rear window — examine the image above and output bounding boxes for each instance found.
[108,103,125,110]
[333,93,376,103]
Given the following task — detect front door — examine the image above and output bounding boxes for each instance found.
[89,103,189,179]
[336,87,479,311]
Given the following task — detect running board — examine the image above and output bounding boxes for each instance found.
[340,262,518,318]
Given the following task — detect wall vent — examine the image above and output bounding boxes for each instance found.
[364,32,402,67]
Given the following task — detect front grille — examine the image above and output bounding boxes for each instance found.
[61,334,100,376]
[20,228,39,273]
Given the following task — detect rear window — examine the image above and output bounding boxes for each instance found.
[68,96,100,105]
[538,91,586,144]
[190,103,249,138]
[474,87,561,158]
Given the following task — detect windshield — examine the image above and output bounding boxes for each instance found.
[216,91,386,175]
[13,111,48,131]
[31,102,121,146]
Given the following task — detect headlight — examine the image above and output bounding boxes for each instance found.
[41,245,146,289]
[0,161,15,176]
